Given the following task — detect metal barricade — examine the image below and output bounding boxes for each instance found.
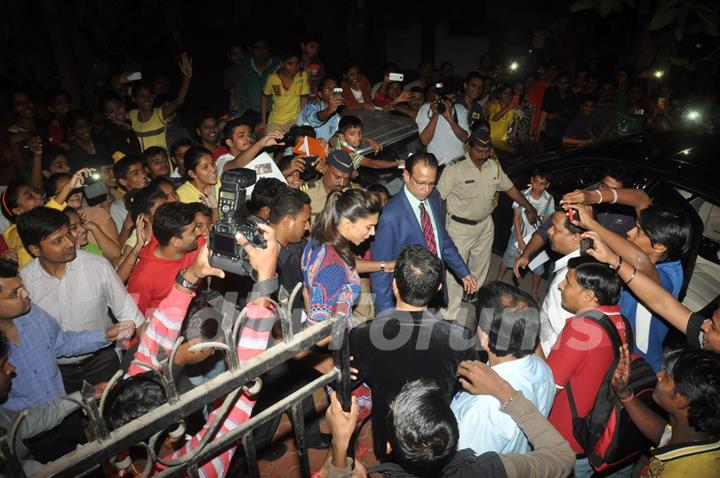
[0,286,352,478]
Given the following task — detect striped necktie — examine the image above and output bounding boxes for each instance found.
[419,203,438,255]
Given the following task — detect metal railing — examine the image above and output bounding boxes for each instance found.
[0,285,352,478]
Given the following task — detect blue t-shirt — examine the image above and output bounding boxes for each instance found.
[296,101,340,141]
[620,260,683,372]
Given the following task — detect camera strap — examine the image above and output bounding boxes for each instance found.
[247,276,279,301]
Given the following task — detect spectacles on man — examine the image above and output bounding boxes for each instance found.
[410,174,436,188]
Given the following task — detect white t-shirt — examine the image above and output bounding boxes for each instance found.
[215,153,235,178]
[511,187,555,237]
[415,103,470,165]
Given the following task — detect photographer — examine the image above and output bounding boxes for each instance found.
[108,230,281,476]
[416,84,470,166]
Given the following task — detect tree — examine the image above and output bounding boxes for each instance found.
[569,0,720,74]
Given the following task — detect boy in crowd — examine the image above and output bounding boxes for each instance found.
[224,44,247,111]
[45,88,72,147]
[296,77,345,141]
[300,34,325,98]
[215,118,284,175]
[142,146,171,179]
[496,168,554,301]
[40,145,71,180]
[333,116,399,170]
[611,346,720,477]
[456,72,485,126]
[110,155,150,233]
[170,137,193,179]
[195,113,226,160]
[259,50,309,134]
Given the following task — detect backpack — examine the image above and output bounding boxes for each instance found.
[565,309,659,472]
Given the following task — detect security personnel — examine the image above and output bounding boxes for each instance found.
[437,127,538,318]
[304,149,355,221]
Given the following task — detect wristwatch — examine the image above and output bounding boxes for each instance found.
[380,261,386,273]
[175,268,199,291]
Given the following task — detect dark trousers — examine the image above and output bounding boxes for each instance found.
[251,360,323,449]
[59,347,120,394]
[24,410,86,463]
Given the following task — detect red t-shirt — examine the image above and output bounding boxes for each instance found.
[127,235,206,316]
[212,145,228,161]
[48,120,64,145]
[526,80,548,133]
[547,306,627,453]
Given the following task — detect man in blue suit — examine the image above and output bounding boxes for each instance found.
[370,152,477,314]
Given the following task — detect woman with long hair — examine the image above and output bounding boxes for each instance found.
[302,188,381,329]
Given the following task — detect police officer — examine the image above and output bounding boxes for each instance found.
[303,149,354,221]
[437,127,538,318]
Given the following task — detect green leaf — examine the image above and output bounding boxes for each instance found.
[694,9,719,36]
[684,21,704,34]
[669,56,689,66]
[569,0,597,12]
[650,7,679,30]
[597,0,614,16]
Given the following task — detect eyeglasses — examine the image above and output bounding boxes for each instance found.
[410,174,436,188]
[0,285,26,300]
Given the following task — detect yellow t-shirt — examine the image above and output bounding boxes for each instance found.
[4,198,66,268]
[263,71,309,127]
[129,107,167,152]
[176,181,217,204]
[487,101,515,152]
[641,436,720,477]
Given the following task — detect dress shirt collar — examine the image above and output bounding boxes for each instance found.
[491,354,532,375]
[403,185,428,210]
[552,249,581,273]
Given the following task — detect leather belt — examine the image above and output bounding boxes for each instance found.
[451,215,483,225]
[58,352,96,367]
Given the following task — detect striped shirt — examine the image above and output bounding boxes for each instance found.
[21,250,144,363]
[128,285,275,478]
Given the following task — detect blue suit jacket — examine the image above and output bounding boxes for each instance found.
[370,188,471,314]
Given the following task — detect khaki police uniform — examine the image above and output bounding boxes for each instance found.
[302,180,361,223]
[301,179,328,222]
[437,152,514,318]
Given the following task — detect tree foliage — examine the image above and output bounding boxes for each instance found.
[569,0,719,72]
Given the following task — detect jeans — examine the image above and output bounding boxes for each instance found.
[574,458,634,477]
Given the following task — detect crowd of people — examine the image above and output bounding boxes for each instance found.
[0,33,719,478]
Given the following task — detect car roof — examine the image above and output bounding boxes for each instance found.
[512,132,718,202]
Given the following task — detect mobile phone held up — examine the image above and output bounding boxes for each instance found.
[388,72,404,82]
[580,237,595,255]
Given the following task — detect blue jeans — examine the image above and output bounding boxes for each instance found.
[574,458,634,477]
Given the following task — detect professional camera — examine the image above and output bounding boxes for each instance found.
[83,170,108,207]
[434,82,447,114]
[210,167,267,276]
[209,213,267,277]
